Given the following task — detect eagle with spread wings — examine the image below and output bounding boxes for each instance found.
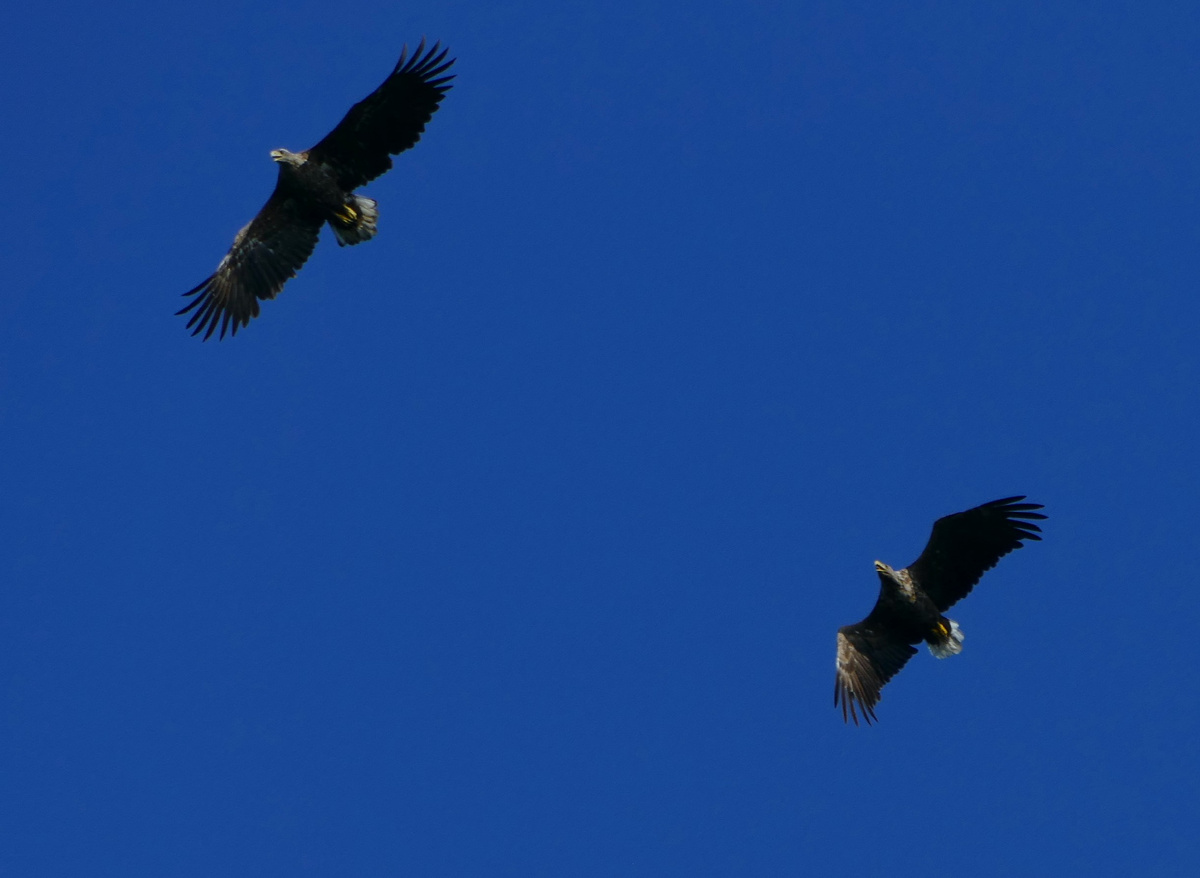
[178,40,454,340]
[834,496,1046,724]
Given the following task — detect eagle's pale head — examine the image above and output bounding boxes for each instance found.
[270,149,304,166]
[873,560,894,577]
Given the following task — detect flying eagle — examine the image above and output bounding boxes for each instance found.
[178,40,455,339]
[834,496,1045,724]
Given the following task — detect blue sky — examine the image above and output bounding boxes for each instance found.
[2,0,1198,874]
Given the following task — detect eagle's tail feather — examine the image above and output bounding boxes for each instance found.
[927,619,965,658]
[331,196,379,246]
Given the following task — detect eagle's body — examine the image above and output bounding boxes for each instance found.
[179,40,454,340]
[269,149,380,246]
[273,151,349,220]
[834,496,1046,725]
[866,564,956,651]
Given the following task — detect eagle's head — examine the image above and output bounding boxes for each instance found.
[270,149,304,166]
[873,560,895,578]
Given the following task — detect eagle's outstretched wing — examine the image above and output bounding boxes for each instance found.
[177,187,323,340]
[308,39,455,192]
[905,496,1046,612]
[835,620,918,725]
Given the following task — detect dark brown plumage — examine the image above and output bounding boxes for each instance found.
[834,496,1046,725]
[178,40,454,340]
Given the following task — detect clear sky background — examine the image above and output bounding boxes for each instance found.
[2,0,1198,874]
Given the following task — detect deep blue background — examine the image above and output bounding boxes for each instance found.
[2,1,1197,874]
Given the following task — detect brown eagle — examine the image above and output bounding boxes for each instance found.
[835,496,1045,724]
[178,40,455,340]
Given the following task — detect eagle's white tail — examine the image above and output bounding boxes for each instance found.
[928,619,965,658]
[331,196,379,246]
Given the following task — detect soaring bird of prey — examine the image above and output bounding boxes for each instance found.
[834,496,1045,725]
[178,40,455,340]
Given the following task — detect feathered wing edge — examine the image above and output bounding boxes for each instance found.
[178,192,323,340]
[906,496,1046,611]
[310,39,456,190]
[834,626,917,725]
[178,272,249,342]
[392,37,456,88]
